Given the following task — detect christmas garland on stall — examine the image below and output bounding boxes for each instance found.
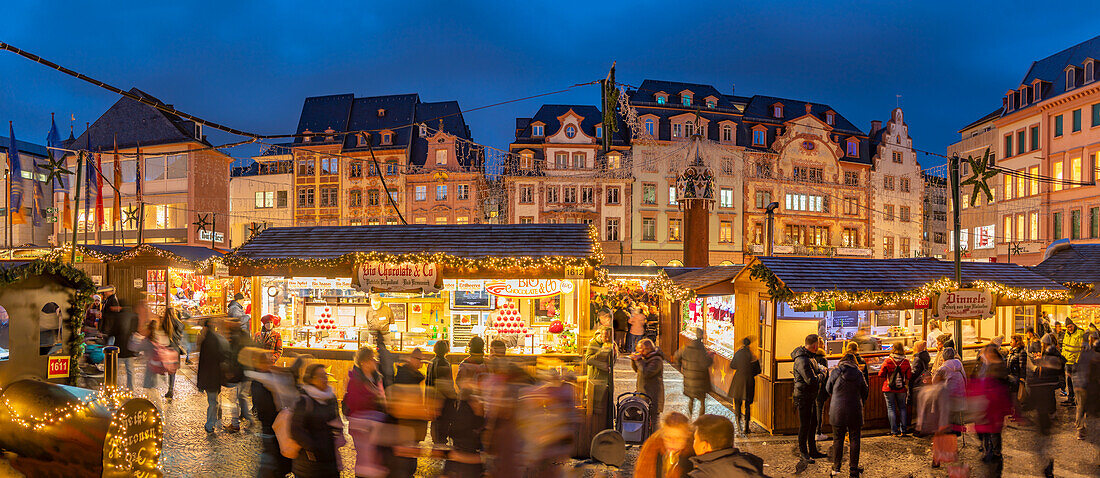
[750,263,1071,310]
[0,260,96,380]
[46,243,221,271]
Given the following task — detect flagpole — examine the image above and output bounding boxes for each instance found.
[69,152,83,264]
[5,165,10,250]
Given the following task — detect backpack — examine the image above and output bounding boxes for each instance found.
[888,359,907,391]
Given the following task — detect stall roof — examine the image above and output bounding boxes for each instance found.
[1033,243,1100,284]
[154,244,225,263]
[65,244,223,267]
[752,256,1065,292]
[603,265,662,278]
[670,265,744,296]
[229,224,600,263]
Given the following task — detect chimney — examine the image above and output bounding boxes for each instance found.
[870,120,882,135]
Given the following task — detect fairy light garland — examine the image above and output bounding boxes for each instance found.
[783,277,1070,310]
[1,386,133,431]
[50,244,222,272]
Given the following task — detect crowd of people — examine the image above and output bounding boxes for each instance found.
[788,315,1100,478]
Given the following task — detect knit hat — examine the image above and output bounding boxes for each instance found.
[260,314,280,326]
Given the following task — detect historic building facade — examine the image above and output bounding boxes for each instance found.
[505,105,631,263]
[869,108,925,258]
[626,80,747,266]
[288,93,482,227]
[57,88,232,248]
[952,35,1100,265]
[228,146,294,247]
[739,96,874,260]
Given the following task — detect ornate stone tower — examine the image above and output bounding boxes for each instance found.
[676,134,715,267]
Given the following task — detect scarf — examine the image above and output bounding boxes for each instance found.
[302,383,336,402]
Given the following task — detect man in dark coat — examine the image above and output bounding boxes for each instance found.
[631,338,665,425]
[613,308,630,353]
[730,336,760,435]
[584,327,614,430]
[109,300,139,390]
[248,351,293,478]
[673,328,713,417]
[826,354,869,478]
[688,414,769,477]
[792,334,827,464]
[197,318,229,433]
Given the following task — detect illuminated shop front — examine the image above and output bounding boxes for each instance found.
[732,256,1069,434]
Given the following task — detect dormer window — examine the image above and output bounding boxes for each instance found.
[324,127,336,142]
[772,104,783,118]
[1019,86,1029,106]
[419,124,428,137]
[564,125,577,139]
[684,122,695,137]
[846,139,859,156]
[705,96,718,108]
[357,133,368,146]
[377,108,386,117]
[682,94,692,106]
[532,124,544,136]
[607,153,621,169]
[595,125,603,139]
[645,118,655,136]
[1033,79,1044,102]
[1086,60,1095,83]
[672,123,682,138]
[825,112,835,125]
[1067,67,1077,90]
[381,132,392,145]
[752,128,766,146]
[302,129,312,143]
[655,92,668,104]
[721,125,733,142]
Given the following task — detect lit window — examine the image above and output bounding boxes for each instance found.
[668,219,682,241]
[720,188,733,208]
[752,130,765,146]
[1071,156,1082,184]
[682,94,692,106]
[607,153,621,169]
[415,185,426,201]
[456,216,469,224]
[719,221,732,243]
[669,185,678,206]
[1054,161,1064,191]
[436,217,448,225]
[436,149,448,165]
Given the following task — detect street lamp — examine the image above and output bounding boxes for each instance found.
[764,201,779,256]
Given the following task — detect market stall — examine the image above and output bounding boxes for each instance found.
[593,266,691,353]
[662,266,743,395]
[225,223,602,388]
[1033,241,1100,329]
[0,260,96,387]
[732,256,1069,434]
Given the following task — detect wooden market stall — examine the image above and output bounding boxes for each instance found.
[731,256,1069,434]
[1033,242,1100,329]
[0,260,96,387]
[225,224,604,452]
[664,266,744,396]
[594,266,694,355]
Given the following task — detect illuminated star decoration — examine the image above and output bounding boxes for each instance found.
[960,148,998,207]
[122,205,140,228]
[36,155,73,188]
[192,213,211,234]
[247,221,267,240]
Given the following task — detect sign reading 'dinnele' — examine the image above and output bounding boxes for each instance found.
[355,262,440,292]
[103,399,163,478]
[935,289,995,319]
[485,279,574,298]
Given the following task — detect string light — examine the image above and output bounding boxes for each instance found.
[48,243,222,272]
[1,385,133,431]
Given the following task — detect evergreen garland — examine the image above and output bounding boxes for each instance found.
[748,262,793,303]
[0,259,96,382]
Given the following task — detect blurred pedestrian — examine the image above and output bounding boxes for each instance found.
[457,336,486,385]
[228,292,249,333]
[444,365,485,478]
[930,333,953,376]
[688,414,768,477]
[247,349,294,478]
[634,411,694,478]
[1072,330,1100,440]
[632,338,665,420]
[879,342,912,436]
[792,334,826,466]
[929,347,966,469]
[1027,334,1065,477]
[394,347,428,443]
[224,325,251,432]
[291,363,343,478]
[1005,334,1027,412]
[109,298,139,389]
[826,353,868,477]
[972,343,1011,466]
[346,346,387,478]
[910,342,931,407]
[613,307,629,353]
[1026,327,1042,356]
[926,320,943,352]
[627,307,647,353]
[161,307,185,399]
[132,318,169,408]
[673,327,713,418]
[426,339,456,445]
[197,317,228,434]
[1062,318,1086,407]
[729,336,760,436]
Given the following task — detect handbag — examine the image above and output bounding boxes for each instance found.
[932,433,957,464]
[156,343,180,374]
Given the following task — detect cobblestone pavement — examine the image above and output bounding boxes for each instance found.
[1,356,1098,477]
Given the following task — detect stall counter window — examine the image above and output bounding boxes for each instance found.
[168,269,229,319]
[702,295,736,358]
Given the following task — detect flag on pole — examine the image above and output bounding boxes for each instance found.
[84,151,94,231]
[95,152,104,226]
[7,122,26,225]
[46,114,72,230]
[112,139,121,224]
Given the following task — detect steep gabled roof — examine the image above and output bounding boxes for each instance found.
[70,88,207,151]
[1015,35,1100,110]
[742,95,862,135]
[632,80,745,110]
[1033,243,1100,283]
[512,104,627,146]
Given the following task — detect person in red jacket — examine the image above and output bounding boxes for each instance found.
[878,342,913,436]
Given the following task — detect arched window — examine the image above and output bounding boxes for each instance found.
[645,119,655,136]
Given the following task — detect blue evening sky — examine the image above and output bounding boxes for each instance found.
[2,1,1099,169]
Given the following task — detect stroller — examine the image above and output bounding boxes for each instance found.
[615,392,653,445]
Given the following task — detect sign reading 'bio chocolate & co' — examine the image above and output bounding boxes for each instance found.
[934,288,995,320]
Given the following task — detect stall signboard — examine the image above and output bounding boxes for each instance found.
[934,288,995,319]
[287,277,353,290]
[103,399,163,478]
[811,299,836,311]
[485,279,574,298]
[46,355,69,379]
[355,262,440,292]
[914,296,931,309]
